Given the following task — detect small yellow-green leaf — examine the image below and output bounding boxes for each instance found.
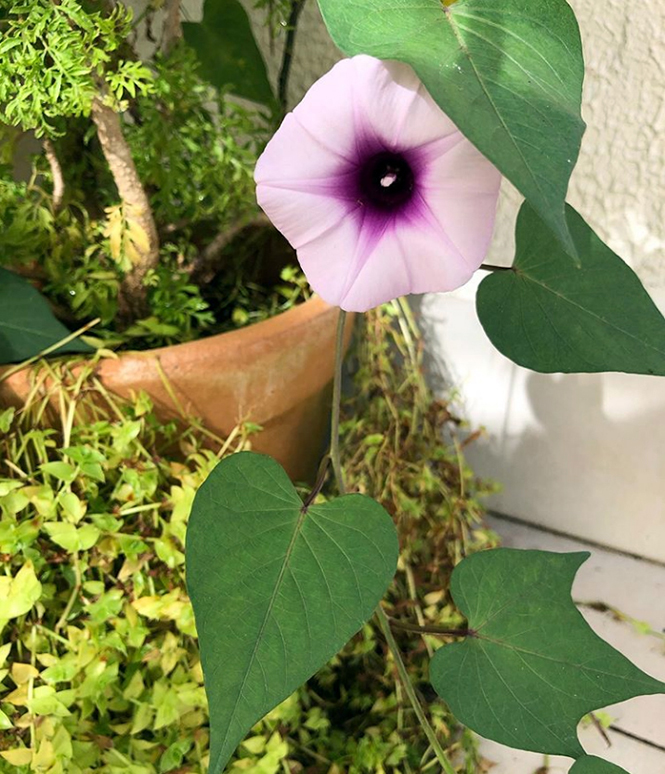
[11,662,39,685]
[43,522,99,552]
[0,561,42,619]
[0,748,33,766]
[59,492,87,523]
[41,461,77,483]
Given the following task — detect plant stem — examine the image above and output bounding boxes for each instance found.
[330,309,347,494]
[277,0,306,112]
[376,607,458,774]
[388,618,472,638]
[56,552,82,631]
[480,263,514,272]
[43,138,64,212]
[91,95,159,323]
[161,0,182,54]
[329,307,457,774]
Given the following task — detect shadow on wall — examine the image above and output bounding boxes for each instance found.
[414,291,665,562]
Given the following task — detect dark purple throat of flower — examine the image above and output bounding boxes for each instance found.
[359,151,415,212]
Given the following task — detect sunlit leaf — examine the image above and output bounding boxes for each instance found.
[186,452,399,773]
[0,562,42,628]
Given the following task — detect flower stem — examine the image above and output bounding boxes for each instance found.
[329,307,457,774]
[388,618,473,638]
[375,607,458,774]
[330,309,347,495]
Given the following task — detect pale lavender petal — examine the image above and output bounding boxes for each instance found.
[256,184,352,250]
[351,56,460,151]
[291,214,364,307]
[254,54,502,311]
[418,143,502,270]
[339,215,475,312]
[254,113,347,188]
[285,58,364,160]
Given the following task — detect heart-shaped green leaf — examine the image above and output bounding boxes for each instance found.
[317,0,585,258]
[570,757,630,774]
[186,452,399,773]
[476,203,665,374]
[183,0,275,107]
[0,268,93,365]
[430,549,665,758]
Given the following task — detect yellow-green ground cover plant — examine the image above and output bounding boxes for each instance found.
[0,308,497,773]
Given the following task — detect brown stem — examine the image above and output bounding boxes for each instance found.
[189,213,270,285]
[43,139,64,212]
[388,618,473,637]
[302,456,331,510]
[161,0,182,54]
[91,95,159,323]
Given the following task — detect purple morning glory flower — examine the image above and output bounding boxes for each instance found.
[255,55,501,312]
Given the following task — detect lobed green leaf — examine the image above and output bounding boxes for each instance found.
[430,548,665,758]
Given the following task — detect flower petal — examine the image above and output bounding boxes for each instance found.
[418,141,502,269]
[255,54,502,312]
[256,184,352,250]
[283,58,365,161]
[254,113,348,187]
[291,211,365,307]
[338,215,477,312]
[351,56,460,151]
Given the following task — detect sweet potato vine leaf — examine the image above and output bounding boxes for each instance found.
[185,452,399,774]
[183,0,275,107]
[0,268,93,365]
[476,203,665,374]
[317,0,585,259]
[430,548,665,759]
[570,757,630,774]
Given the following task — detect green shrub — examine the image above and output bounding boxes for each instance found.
[0,307,497,773]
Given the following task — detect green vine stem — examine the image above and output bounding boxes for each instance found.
[330,308,458,774]
[330,309,348,494]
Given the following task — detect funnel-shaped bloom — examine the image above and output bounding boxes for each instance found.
[255,55,501,312]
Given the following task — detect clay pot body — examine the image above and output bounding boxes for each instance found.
[0,296,353,483]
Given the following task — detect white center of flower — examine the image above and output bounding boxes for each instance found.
[380,171,399,188]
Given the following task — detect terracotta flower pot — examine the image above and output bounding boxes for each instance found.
[0,296,353,483]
